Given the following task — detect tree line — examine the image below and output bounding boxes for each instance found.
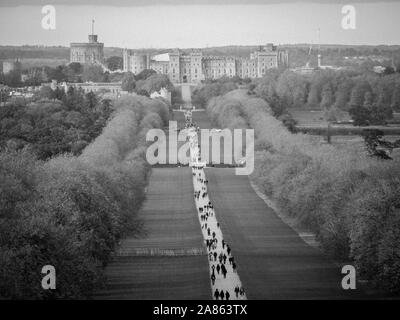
[0,95,171,299]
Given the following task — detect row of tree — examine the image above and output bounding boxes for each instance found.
[253,69,400,125]
[0,95,171,298]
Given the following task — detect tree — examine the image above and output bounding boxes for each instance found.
[121,72,136,92]
[320,83,334,111]
[349,90,370,126]
[68,62,82,74]
[268,92,286,117]
[391,83,400,112]
[334,79,353,110]
[136,74,173,95]
[135,69,156,81]
[106,56,123,71]
[39,86,55,100]
[82,65,105,82]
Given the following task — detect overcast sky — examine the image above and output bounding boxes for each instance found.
[0,1,398,48]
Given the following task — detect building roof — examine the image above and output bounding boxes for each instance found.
[151,53,170,62]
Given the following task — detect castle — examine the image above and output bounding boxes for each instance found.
[123,44,288,83]
[70,20,104,65]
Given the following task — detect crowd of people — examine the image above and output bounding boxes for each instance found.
[184,110,246,301]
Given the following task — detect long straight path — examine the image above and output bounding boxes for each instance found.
[94,168,210,299]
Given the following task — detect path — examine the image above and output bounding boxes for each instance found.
[186,112,246,300]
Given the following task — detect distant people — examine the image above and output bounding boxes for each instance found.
[234,286,239,298]
[216,264,221,274]
[226,291,230,300]
[221,264,227,278]
[220,290,225,300]
[211,273,216,285]
[232,262,237,272]
[214,289,219,300]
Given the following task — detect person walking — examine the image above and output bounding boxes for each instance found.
[221,264,227,278]
[226,291,230,300]
[214,289,219,300]
[211,273,216,285]
[220,290,225,300]
[216,264,221,275]
[234,286,239,298]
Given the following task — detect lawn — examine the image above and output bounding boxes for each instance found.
[205,168,372,299]
[94,168,210,299]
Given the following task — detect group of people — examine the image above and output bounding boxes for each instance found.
[184,111,246,301]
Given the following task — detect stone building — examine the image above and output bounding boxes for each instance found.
[70,23,104,65]
[122,43,288,84]
[123,49,149,74]
[203,56,236,80]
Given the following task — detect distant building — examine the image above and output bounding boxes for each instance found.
[43,80,122,97]
[68,82,122,96]
[2,60,22,74]
[123,49,150,75]
[150,87,171,103]
[122,43,288,84]
[70,20,104,65]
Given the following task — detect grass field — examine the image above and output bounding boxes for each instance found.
[205,168,372,299]
[94,168,210,299]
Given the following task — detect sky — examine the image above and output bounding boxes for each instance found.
[0,1,399,48]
